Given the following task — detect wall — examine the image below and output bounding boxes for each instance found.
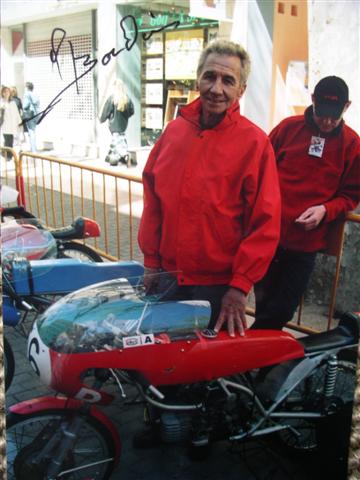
[308,0,359,133]
[270,0,308,128]
[116,4,141,149]
[0,28,14,86]
[96,0,119,159]
[224,0,273,133]
[245,0,274,132]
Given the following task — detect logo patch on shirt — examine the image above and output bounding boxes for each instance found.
[308,136,325,158]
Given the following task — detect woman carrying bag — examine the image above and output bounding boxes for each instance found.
[100,79,134,166]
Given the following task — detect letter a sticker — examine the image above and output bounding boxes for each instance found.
[141,334,155,345]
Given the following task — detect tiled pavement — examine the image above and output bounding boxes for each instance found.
[4,321,321,480]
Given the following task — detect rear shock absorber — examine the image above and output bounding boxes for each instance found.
[323,354,338,410]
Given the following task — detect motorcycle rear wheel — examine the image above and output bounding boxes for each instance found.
[58,241,103,262]
[277,359,356,455]
[6,410,116,479]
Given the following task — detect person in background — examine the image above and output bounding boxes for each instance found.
[252,76,360,331]
[10,87,23,116]
[0,85,22,160]
[138,39,281,339]
[10,86,25,145]
[23,81,40,152]
[100,78,134,166]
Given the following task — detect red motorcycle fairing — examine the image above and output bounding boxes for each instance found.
[2,221,57,260]
[48,329,305,402]
[9,395,121,464]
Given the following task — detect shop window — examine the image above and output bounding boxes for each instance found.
[278,2,285,14]
[291,5,298,16]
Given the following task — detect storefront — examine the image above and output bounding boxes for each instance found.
[2,2,232,153]
[24,10,96,147]
[133,8,219,145]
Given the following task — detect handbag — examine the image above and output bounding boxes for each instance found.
[22,107,33,121]
[23,95,38,121]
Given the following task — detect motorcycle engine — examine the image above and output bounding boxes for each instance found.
[160,411,192,443]
[157,378,254,444]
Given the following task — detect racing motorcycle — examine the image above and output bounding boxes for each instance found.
[2,206,103,262]
[6,272,358,480]
[1,212,101,391]
[2,257,144,391]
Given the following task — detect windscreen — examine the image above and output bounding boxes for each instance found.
[36,273,211,353]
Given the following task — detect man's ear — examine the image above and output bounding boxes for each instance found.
[238,84,247,99]
[343,101,351,113]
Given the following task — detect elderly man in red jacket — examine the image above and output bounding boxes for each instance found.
[252,76,360,330]
[138,39,281,337]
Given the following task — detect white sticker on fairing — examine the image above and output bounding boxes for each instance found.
[123,334,155,348]
[27,323,52,386]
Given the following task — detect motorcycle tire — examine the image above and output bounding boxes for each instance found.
[57,241,103,262]
[4,336,15,392]
[6,409,116,480]
[276,359,356,456]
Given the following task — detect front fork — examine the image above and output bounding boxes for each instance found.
[40,412,88,479]
[37,371,111,479]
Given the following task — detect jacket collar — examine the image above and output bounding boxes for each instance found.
[180,97,241,130]
[304,105,344,137]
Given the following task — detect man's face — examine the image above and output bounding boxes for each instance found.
[312,95,351,133]
[197,53,246,119]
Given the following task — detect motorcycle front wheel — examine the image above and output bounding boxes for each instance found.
[57,241,103,262]
[277,359,356,455]
[4,336,15,391]
[6,410,116,479]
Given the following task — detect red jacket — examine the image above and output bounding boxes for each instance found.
[138,98,281,294]
[271,107,360,252]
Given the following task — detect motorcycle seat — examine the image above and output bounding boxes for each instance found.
[299,325,357,354]
[300,312,360,354]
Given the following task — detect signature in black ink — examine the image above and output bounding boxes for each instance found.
[22,13,179,126]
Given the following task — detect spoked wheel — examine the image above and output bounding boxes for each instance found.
[57,241,103,262]
[277,359,356,455]
[4,336,15,391]
[6,410,116,479]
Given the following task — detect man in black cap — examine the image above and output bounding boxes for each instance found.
[252,76,360,330]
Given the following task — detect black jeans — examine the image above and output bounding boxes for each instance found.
[156,273,228,329]
[252,247,317,330]
[3,134,14,159]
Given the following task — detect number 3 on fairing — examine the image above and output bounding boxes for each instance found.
[27,323,52,385]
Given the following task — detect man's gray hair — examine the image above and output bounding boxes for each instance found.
[197,40,251,86]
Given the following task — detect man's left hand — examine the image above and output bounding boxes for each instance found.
[214,287,248,337]
[295,205,326,231]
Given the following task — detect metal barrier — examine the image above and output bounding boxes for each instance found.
[17,151,143,262]
[4,149,359,332]
[292,212,360,333]
[244,211,360,333]
[0,147,26,206]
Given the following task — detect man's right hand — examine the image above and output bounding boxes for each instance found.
[143,267,160,293]
[295,205,326,231]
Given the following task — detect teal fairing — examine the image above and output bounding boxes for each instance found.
[36,277,211,353]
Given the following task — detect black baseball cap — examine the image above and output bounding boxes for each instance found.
[313,76,349,118]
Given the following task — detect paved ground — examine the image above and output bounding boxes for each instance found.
[4,314,332,480]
